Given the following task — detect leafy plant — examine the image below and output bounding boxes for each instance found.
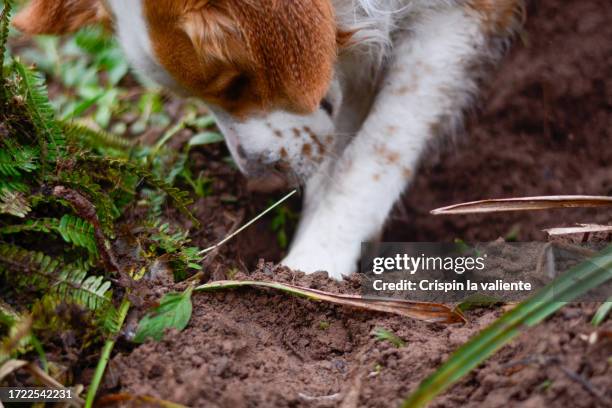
[20,26,129,129]
[134,287,194,343]
[374,328,406,348]
[271,204,298,249]
[0,2,204,402]
[147,221,203,281]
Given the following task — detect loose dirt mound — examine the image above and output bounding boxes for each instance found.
[111,1,612,406]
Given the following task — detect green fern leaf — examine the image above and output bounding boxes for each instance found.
[52,170,118,234]
[0,189,30,218]
[57,214,98,256]
[12,61,66,164]
[0,218,58,235]
[63,121,134,151]
[0,179,29,194]
[0,244,111,310]
[0,147,39,177]
[0,1,12,86]
[85,157,199,226]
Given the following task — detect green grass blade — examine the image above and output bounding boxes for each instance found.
[85,298,130,408]
[401,244,612,408]
[592,297,612,326]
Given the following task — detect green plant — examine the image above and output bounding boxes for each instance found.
[401,244,612,408]
[592,297,612,326]
[0,2,204,402]
[134,287,194,343]
[374,328,406,348]
[19,26,129,128]
[271,204,298,249]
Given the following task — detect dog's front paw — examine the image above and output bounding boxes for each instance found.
[281,241,358,280]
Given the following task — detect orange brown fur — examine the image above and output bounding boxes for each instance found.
[144,0,340,116]
[13,0,110,34]
[467,0,526,34]
[15,0,343,117]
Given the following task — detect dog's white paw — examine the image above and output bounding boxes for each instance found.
[281,241,358,280]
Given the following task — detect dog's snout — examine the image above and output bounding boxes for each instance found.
[235,144,248,160]
[240,150,281,176]
[239,151,294,193]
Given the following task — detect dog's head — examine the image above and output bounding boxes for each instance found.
[15,0,349,185]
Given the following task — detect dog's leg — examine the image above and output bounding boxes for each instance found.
[283,4,517,279]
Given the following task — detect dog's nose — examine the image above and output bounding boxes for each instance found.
[241,153,291,193]
[246,172,289,193]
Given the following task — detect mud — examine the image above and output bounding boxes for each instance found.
[111,0,612,407]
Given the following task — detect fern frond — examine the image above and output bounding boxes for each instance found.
[0,179,29,194]
[0,147,39,177]
[84,157,199,226]
[0,1,12,86]
[0,189,31,218]
[0,218,58,235]
[52,170,118,233]
[55,270,111,310]
[12,61,66,164]
[145,175,198,226]
[0,216,98,259]
[31,293,119,338]
[63,121,134,151]
[57,214,98,256]
[0,244,111,310]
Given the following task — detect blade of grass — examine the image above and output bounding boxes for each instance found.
[196,280,466,324]
[432,196,612,215]
[592,297,612,327]
[85,298,130,408]
[400,244,612,408]
[199,190,297,256]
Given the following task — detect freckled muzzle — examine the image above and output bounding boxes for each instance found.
[208,107,294,193]
[208,102,337,192]
[235,145,296,193]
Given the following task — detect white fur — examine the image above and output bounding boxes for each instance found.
[285,4,488,278]
[109,0,515,280]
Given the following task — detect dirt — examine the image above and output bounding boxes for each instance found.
[109,0,612,407]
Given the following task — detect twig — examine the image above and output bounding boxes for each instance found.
[20,363,85,406]
[201,210,245,269]
[199,190,297,256]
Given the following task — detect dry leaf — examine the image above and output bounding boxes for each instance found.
[197,280,466,324]
[432,196,612,215]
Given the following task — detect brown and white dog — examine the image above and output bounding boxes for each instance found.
[14,0,524,279]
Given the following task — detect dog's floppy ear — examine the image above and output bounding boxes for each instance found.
[13,0,109,35]
[182,0,339,114]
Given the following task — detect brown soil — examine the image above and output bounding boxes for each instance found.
[110,0,612,407]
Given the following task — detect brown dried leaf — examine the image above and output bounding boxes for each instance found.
[432,196,612,215]
[545,224,612,236]
[196,280,466,324]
